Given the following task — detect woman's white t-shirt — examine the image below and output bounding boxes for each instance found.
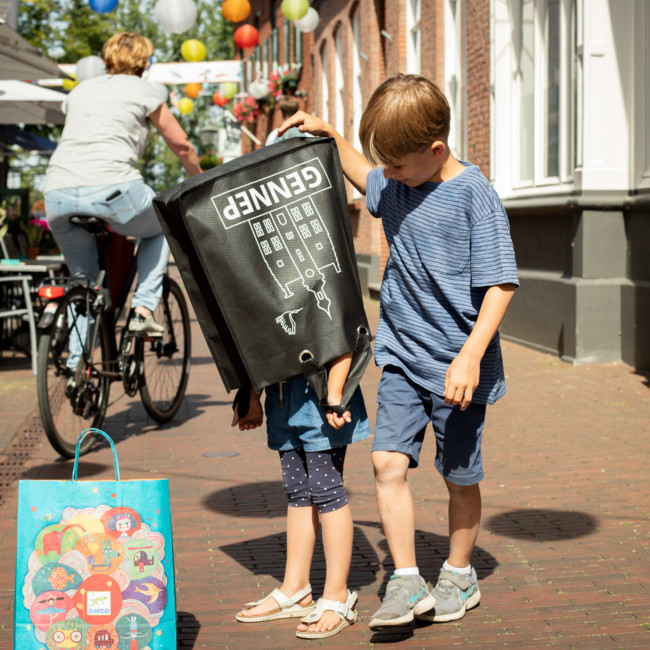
[44,74,167,192]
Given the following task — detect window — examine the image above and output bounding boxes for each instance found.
[406,0,421,74]
[491,0,575,194]
[334,25,345,137]
[351,5,363,152]
[320,44,329,122]
[444,0,464,158]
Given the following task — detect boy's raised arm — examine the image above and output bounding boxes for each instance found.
[279,111,372,194]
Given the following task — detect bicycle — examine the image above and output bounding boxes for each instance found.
[36,215,191,458]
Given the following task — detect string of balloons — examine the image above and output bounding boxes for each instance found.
[82,0,320,114]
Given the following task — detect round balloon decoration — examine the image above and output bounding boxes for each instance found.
[154,0,198,34]
[76,55,105,82]
[294,7,320,32]
[88,0,118,13]
[233,24,259,50]
[212,92,229,107]
[222,81,238,99]
[281,0,309,21]
[184,82,202,98]
[180,39,207,62]
[177,97,194,114]
[221,0,251,23]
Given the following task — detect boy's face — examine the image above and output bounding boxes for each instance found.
[382,142,445,186]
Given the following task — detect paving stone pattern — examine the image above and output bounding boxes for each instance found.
[0,296,648,649]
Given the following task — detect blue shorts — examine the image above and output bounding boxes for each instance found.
[373,366,486,485]
[266,374,371,452]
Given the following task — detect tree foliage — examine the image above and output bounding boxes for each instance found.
[10,0,235,194]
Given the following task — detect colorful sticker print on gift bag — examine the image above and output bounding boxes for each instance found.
[14,428,176,649]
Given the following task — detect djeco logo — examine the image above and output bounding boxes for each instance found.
[86,590,111,616]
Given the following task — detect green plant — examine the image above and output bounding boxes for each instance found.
[199,150,223,170]
[268,69,299,98]
[21,218,49,248]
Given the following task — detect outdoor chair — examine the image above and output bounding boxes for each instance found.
[0,273,38,374]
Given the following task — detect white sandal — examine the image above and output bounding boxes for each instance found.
[236,584,315,622]
[295,590,358,639]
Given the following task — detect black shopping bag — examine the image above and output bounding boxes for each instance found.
[153,136,371,403]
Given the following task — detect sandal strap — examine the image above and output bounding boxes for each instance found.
[243,583,312,609]
[301,590,357,624]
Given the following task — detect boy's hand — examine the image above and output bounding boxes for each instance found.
[443,351,480,411]
[278,110,333,138]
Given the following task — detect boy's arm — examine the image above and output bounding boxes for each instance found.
[325,352,353,429]
[444,283,517,411]
[279,111,372,194]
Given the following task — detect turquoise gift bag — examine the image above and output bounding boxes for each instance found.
[14,428,177,649]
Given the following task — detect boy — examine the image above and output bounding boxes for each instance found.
[279,73,518,628]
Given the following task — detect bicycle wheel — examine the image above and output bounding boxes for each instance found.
[37,287,112,458]
[139,276,191,422]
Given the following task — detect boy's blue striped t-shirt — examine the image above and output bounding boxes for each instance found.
[366,163,519,404]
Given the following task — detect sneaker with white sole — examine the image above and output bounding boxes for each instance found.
[416,567,481,622]
[129,314,164,337]
[368,575,435,629]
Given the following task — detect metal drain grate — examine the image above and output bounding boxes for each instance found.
[0,410,45,507]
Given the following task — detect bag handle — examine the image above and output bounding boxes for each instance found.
[72,428,120,481]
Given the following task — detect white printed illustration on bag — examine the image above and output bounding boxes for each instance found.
[19,503,168,649]
[211,158,341,330]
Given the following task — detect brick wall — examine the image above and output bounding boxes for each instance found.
[465,0,490,178]
[243,0,493,277]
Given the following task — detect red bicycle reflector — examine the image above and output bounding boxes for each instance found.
[38,286,65,299]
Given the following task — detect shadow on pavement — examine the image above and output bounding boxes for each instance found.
[219,525,380,596]
[202,480,287,518]
[177,610,200,648]
[20,460,110,480]
[485,508,598,541]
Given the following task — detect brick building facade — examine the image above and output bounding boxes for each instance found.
[235,0,650,369]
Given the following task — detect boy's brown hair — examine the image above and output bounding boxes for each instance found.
[359,74,450,165]
[103,32,153,77]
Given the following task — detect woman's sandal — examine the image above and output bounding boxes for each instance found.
[236,584,315,623]
[295,590,358,639]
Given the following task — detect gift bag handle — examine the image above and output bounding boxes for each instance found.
[72,428,120,481]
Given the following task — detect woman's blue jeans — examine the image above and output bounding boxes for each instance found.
[45,179,169,369]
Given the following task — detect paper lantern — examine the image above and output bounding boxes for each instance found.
[184,82,202,98]
[154,0,197,34]
[295,7,319,32]
[281,0,308,21]
[222,0,250,23]
[62,75,79,91]
[222,81,238,99]
[76,55,105,81]
[181,39,207,62]
[177,97,194,114]
[249,80,269,100]
[89,0,118,13]
[212,92,229,107]
[233,24,259,50]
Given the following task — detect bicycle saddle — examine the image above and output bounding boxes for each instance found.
[69,215,106,234]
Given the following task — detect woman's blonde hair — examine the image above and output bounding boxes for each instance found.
[359,74,450,165]
[103,32,153,76]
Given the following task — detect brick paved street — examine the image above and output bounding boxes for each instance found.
[0,296,649,649]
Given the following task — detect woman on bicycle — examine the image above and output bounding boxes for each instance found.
[44,32,201,345]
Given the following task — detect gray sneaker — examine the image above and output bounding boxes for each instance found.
[416,567,481,622]
[129,314,164,337]
[368,575,436,629]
